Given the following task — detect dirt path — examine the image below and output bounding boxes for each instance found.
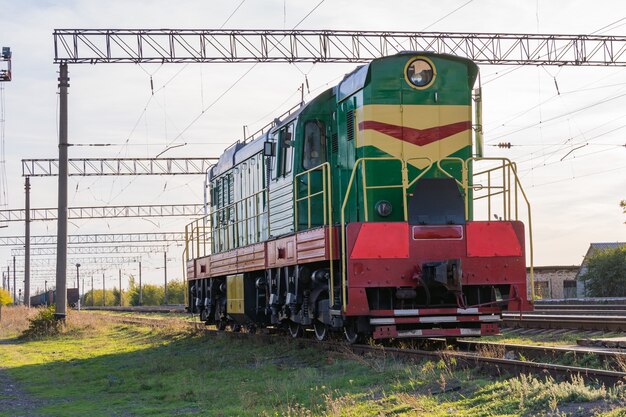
[0,367,44,417]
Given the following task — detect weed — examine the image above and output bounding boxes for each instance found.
[476,343,506,359]
[21,306,64,339]
[0,305,38,338]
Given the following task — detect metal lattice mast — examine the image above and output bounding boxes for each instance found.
[0,203,204,222]
[22,157,216,176]
[53,29,626,66]
[14,257,141,267]
[12,245,171,256]
[0,232,186,246]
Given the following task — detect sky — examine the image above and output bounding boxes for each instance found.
[0,0,625,296]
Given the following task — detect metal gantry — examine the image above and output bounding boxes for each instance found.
[0,232,186,246]
[22,157,216,177]
[11,245,170,256]
[0,203,204,222]
[53,29,626,66]
[13,256,141,267]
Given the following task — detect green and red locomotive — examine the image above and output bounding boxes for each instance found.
[185,52,534,342]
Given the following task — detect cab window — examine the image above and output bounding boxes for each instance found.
[275,122,294,178]
[302,120,326,170]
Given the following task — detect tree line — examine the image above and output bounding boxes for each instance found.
[82,276,186,306]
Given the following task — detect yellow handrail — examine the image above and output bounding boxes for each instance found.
[339,156,534,308]
[294,162,331,231]
[293,162,335,305]
[340,157,407,311]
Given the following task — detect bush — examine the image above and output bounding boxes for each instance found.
[0,288,13,322]
[580,246,626,297]
[22,306,64,339]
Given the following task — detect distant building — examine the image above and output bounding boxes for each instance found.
[527,266,579,299]
[576,242,626,297]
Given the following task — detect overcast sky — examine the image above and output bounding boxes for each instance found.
[0,0,625,293]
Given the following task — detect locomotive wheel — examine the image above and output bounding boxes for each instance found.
[343,322,360,344]
[313,321,328,342]
[200,309,208,322]
[216,320,226,331]
[288,322,304,338]
[231,323,241,333]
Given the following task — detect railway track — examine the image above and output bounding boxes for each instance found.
[97,312,626,386]
[84,304,626,332]
[503,312,626,332]
[82,305,186,314]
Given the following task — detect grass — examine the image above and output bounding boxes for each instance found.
[1,306,625,416]
[0,305,39,339]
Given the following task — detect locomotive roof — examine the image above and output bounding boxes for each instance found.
[210,99,311,179]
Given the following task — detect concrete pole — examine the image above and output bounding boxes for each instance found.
[12,256,16,304]
[163,252,168,305]
[76,263,80,311]
[118,269,122,307]
[139,261,143,306]
[44,280,48,306]
[91,275,94,306]
[102,273,105,306]
[55,62,69,320]
[24,176,31,307]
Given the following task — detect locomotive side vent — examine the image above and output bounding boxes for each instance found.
[331,133,338,153]
[346,110,354,141]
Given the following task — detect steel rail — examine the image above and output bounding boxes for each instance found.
[504,313,626,332]
[89,309,626,386]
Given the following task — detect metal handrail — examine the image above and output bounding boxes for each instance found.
[436,156,534,301]
[340,157,407,311]
[339,156,535,310]
[211,188,268,252]
[468,157,534,301]
[294,162,331,231]
[293,162,335,305]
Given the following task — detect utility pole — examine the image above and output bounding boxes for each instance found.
[91,275,94,306]
[138,261,142,306]
[12,256,16,304]
[163,251,167,305]
[24,176,31,307]
[102,273,105,306]
[44,280,48,306]
[118,269,122,307]
[75,263,80,311]
[55,62,69,320]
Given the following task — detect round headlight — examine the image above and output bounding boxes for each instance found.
[406,59,434,88]
[375,200,393,217]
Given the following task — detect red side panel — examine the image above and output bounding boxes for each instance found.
[349,222,409,259]
[466,222,522,257]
